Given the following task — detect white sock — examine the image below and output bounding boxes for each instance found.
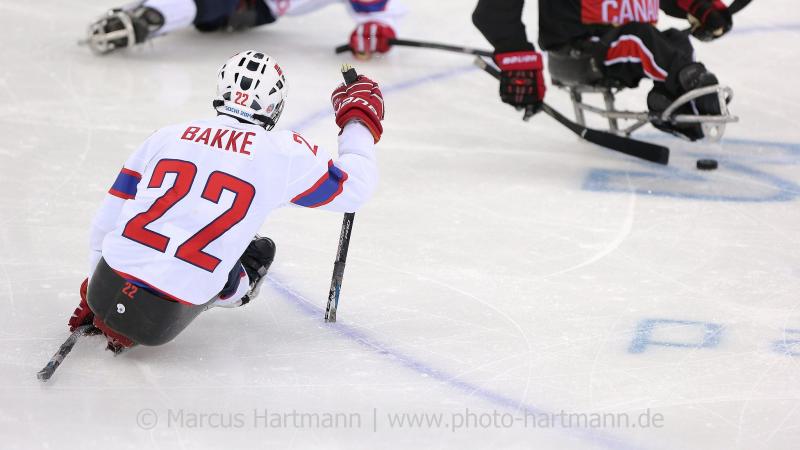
[212,271,251,308]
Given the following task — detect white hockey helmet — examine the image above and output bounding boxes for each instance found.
[214,50,287,129]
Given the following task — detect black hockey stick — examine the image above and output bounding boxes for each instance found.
[324,64,360,323]
[37,324,97,382]
[336,1,752,55]
[336,38,493,57]
[474,56,670,165]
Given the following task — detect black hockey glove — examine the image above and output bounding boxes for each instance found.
[494,50,546,117]
[686,0,733,41]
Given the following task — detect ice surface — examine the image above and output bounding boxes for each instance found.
[1,1,799,449]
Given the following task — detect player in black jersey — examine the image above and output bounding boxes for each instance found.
[473,0,733,140]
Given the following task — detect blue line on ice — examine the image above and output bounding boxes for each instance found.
[268,275,643,450]
[277,56,800,447]
[287,64,479,132]
[281,65,645,449]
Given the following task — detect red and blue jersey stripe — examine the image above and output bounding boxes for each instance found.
[291,161,349,208]
[350,0,389,13]
[109,168,142,200]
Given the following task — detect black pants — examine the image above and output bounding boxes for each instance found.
[598,23,695,96]
[87,259,208,346]
[193,0,276,32]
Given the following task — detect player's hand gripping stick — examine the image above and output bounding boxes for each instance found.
[474,56,670,165]
[325,65,359,323]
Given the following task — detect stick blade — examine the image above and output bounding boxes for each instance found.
[583,129,670,165]
[324,283,339,323]
[36,325,94,383]
[541,103,669,165]
[36,365,55,382]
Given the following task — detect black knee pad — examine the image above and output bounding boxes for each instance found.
[678,62,719,92]
[87,259,207,346]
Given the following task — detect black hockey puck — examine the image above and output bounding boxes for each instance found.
[696,159,718,170]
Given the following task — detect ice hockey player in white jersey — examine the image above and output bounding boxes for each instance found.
[87,0,405,59]
[67,50,385,352]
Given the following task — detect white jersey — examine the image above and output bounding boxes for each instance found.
[150,0,406,35]
[264,0,406,26]
[88,116,377,305]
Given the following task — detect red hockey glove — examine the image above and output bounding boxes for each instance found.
[93,316,135,352]
[494,50,546,115]
[331,75,385,143]
[349,21,396,59]
[68,278,93,332]
[685,0,732,41]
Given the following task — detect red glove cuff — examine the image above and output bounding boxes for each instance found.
[494,51,544,71]
[68,278,92,332]
[336,110,384,143]
[80,278,88,301]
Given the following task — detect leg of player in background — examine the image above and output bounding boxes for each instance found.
[596,23,725,140]
[193,0,276,32]
[86,0,196,54]
[86,0,277,54]
[599,23,694,96]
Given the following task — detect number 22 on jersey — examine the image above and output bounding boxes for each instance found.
[122,159,255,273]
